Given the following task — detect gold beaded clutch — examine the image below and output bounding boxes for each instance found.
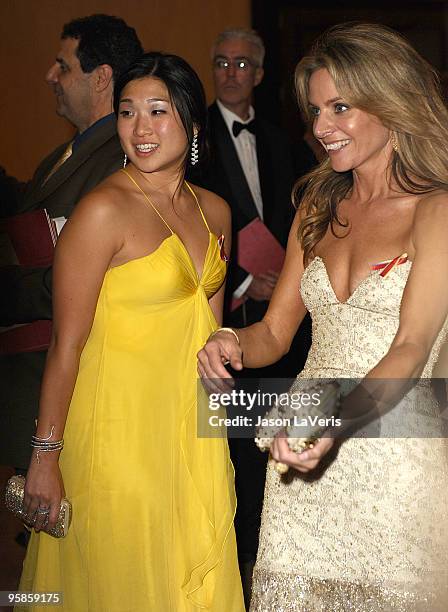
[255,380,341,473]
[4,475,72,538]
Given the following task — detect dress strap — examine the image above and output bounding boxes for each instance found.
[185,181,211,233]
[120,169,174,234]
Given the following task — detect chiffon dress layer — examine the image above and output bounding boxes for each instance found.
[18,176,244,612]
[251,256,448,612]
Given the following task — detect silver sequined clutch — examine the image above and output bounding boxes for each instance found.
[4,475,72,538]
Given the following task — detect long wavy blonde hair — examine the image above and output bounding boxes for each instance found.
[294,22,448,263]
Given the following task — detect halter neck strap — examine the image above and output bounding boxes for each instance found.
[185,181,211,233]
[121,170,211,236]
[121,169,174,234]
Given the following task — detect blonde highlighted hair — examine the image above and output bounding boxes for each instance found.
[294,22,448,263]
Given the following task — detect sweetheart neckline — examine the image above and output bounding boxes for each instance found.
[307,255,413,305]
[108,232,222,282]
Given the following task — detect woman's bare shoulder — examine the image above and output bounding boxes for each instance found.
[188,183,229,211]
[414,189,448,224]
[65,172,136,237]
[411,189,448,253]
[417,188,448,203]
[187,183,230,230]
[74,170,135,219]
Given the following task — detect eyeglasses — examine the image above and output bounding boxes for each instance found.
[213,58,256,71]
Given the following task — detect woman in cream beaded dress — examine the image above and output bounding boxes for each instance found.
[198,23,448,611]
[18,53,244,611]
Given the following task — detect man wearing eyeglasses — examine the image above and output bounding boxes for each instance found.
[208,28,290,315]
[191,28,312,608]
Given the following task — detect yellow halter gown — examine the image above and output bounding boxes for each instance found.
[18,174,244,612]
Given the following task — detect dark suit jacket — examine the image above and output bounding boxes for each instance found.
[193,102,296,327]
[0,116,123,468]
[189,102,313,379]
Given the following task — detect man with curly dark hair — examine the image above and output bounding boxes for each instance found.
[0,14,143,471]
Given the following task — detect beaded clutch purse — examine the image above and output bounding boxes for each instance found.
[255,380,341,473]
[4,475,72,538]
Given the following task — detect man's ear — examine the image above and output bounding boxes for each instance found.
[93,64,113,93]
[254,66,264,88]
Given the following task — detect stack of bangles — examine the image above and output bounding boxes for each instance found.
[31,426,64,464]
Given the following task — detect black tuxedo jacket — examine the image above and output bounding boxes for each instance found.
[0,116,123,468]
[192,102,296,327]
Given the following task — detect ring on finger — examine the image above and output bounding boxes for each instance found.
[37,506,50,515]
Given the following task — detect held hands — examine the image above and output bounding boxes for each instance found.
[23,452,65,532]
[197,328,243,393]
[198,331,335,473]
[245,271,279,301]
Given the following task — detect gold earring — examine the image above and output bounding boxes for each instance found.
[390,133,399,153]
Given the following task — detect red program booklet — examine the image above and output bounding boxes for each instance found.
[1,208,57,267]
[0,209,57,353]
[231,218,286,311]
[0,320,52,354]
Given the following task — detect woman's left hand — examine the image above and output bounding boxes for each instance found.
[270,436,335,473]
[23,456,65,532]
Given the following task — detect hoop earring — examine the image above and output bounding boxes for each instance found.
[190,134,199,166]
[123,154,128,168]
[390,134,399,153]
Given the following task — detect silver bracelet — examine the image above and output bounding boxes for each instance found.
[31,425,64,463]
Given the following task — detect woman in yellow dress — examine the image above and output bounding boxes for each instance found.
[18,52,244,611]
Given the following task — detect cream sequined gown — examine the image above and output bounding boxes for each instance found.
[251,256,448,612]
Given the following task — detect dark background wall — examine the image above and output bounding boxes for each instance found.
[253,0,448,147]
[0,0,250,181]
[1,1,445,182]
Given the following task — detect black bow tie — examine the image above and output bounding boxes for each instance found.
[232,119,256,138]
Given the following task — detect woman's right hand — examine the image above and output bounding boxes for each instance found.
[23,453,65,533]
[197,330,243,393]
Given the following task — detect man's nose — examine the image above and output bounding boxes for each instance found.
[226,62,237,78]
[45,63,59,85]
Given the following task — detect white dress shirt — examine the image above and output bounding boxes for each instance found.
[217,100,263,219]
[217,100,264,297]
